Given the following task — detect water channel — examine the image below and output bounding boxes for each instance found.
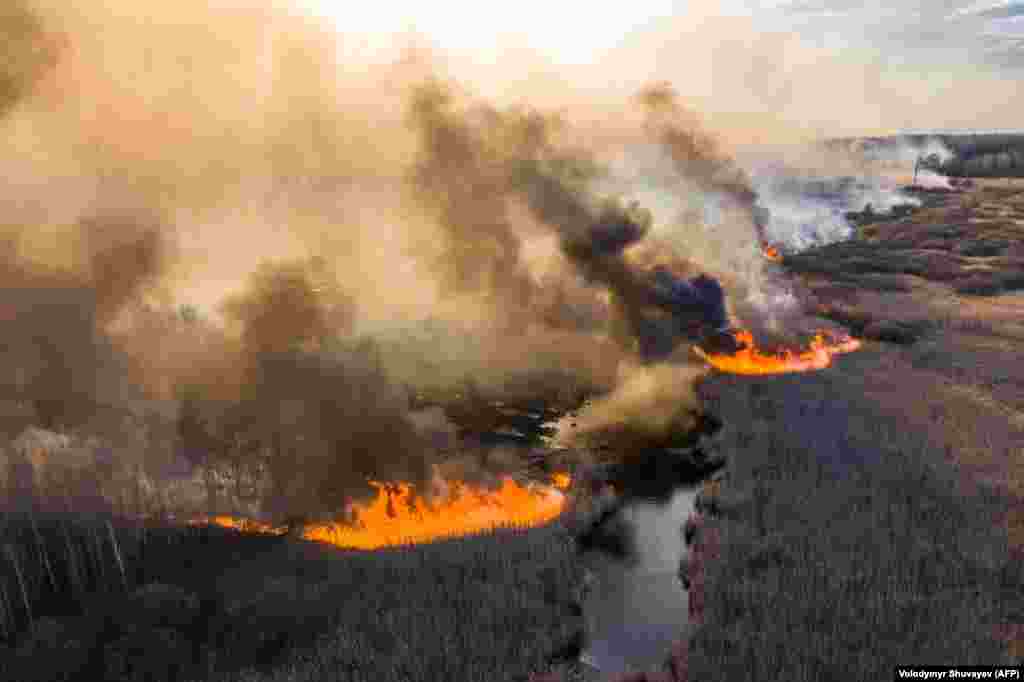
[578,483,699,675]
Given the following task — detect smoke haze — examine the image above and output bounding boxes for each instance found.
[0,0,986,520]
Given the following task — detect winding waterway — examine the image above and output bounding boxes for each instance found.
[579,485,698,674]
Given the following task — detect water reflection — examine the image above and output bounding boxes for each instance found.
[580,486,697,674]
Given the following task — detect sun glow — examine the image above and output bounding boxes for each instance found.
[297,0,673,66]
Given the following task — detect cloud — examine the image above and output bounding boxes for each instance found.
[587,1,1024,137]
[750,0,1024,73]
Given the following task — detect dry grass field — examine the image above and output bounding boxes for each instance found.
[4,182,1023,682]
[682,180,1024,680]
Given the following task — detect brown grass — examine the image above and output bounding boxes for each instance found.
[687,182,1024,677]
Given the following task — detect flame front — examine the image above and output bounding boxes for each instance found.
[200,473,571,550]
[304,477,568,549]
[551,472,572,490]
[201,516,283,534]
[694,329,862,375]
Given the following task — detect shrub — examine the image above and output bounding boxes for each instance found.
[955,276,1005,296]
[862,320,928,345]
[840,274,913,292]
[998,271,1024,292]
[956,240,1009,257]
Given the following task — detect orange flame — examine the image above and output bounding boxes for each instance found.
[199,516,282,534]
[199,473,571,550]
[551,472,572,490]
[763,245,782,262]
[694,329,862,375]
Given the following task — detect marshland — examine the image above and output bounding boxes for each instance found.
[2,1,1023,681]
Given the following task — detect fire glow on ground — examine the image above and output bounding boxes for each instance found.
[201,472,572,550]
[694,329,862,375]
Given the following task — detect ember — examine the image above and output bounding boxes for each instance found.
[202,473,571,550]
[694,329,861,375]
[197,516,284,534]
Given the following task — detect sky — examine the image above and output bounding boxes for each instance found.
[301,0,1024,73]
[294,0,1024,136]
[746,0,1024,70]
[295,0,676,65]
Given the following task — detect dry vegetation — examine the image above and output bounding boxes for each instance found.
[4,183,1024,682]
[1,514,584,682]
[792,183,1024,306]
[681,181,1024,680]
[690,360,1018,680]
[1,0,1022,678]
[3,182,1023,682]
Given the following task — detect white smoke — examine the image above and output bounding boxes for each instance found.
[597,142,764,289]
[738,143,930,254]
[915,168,954,190]
[853,135,958,189]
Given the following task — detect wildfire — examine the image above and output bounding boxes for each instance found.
[694,329,861,375]
[199,516,283,534]
[551,471,572,490]
[199,473,571,550]
[762,245,782,262]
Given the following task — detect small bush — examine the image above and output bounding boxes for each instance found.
[120,582,201,630]
[862,320,928,345]
[955,276,1005,296]
[918,239,955,251]
[998,271,1024,291]
[8,616,93,682]
[840,274,914,292]
[956,240,1009,257]
[103,626,192,682]
[816,305,875,335]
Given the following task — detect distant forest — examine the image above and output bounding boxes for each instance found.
[823,133,1024,178]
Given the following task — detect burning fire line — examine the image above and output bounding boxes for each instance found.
[694,329,861,375]
[196,472,572,550]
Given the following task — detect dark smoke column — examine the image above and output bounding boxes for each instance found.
[404,79,736,364]
[516,168,732,361]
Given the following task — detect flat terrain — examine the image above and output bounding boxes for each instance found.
[1,516,587,682]
[685,179,1024,680]
[4,181,1024,682]
[787,179,1024,541]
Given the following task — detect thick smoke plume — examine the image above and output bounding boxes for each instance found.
[0,207,173,435]
[638,82,758,212]
[1,0,844,522]
[551,361,708,455]
[175,259,435,522]
[0,1,58,118]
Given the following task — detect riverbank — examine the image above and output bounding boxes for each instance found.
[679,181,1024,679]
[588,181,1024,681]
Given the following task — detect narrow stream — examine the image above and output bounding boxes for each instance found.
[579,485,698,675]
[435,396,721,678]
